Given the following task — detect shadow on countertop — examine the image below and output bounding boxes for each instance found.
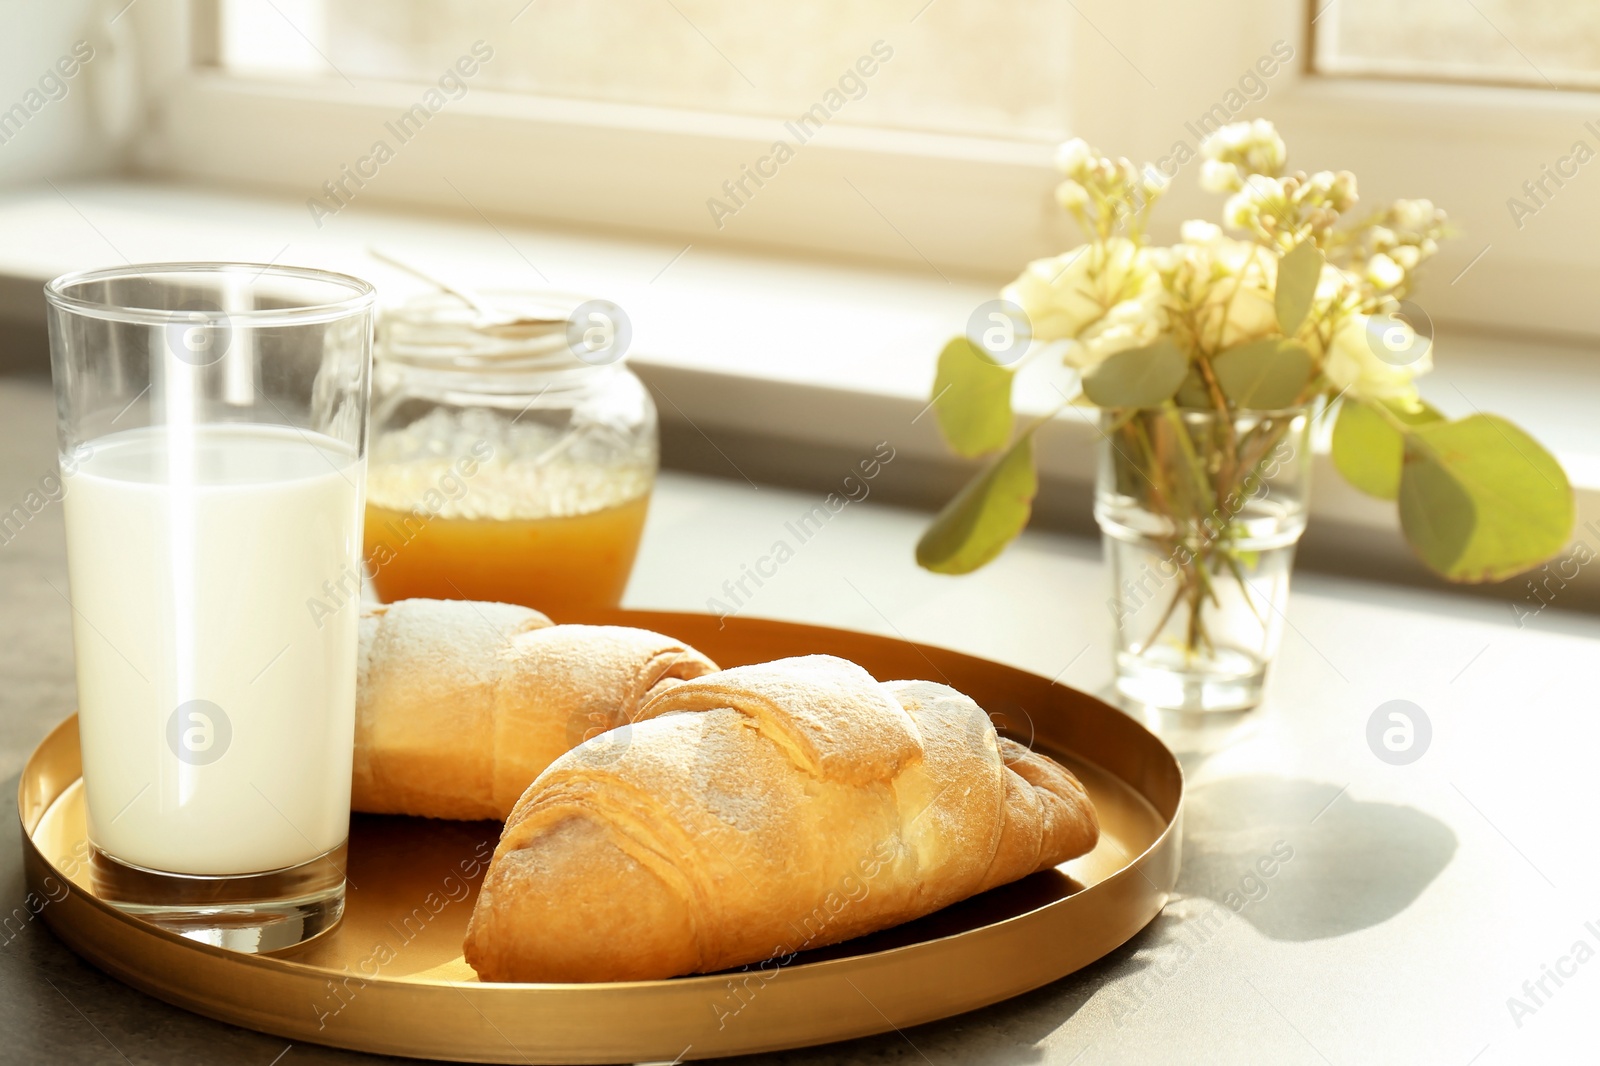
[1180,775,1458,942]
[719,772,1460,1064]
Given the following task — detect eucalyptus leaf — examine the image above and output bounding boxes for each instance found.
[1211,338,1312,410]
[932,336,1015,457]
[1331,397,1442,500]
[916,429,1038,574]
[1082,337,1188,409]
[1398,414,1574,582]
[1174,367,1211,408]
[1275,241,1323,336]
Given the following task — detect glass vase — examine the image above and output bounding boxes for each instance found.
[1094,405,1313,714]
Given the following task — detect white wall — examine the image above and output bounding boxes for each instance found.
[0,0,132,186]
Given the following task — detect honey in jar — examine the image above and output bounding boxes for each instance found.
[364,291,657,616]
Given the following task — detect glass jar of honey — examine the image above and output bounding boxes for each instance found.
[363,290,656,617]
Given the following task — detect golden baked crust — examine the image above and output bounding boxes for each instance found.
[352,598,719,820]
[463,655,1100,982]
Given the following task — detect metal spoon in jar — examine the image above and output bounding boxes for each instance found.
[367,247,570,339]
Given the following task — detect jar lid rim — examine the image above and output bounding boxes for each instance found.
[380,288,608,372]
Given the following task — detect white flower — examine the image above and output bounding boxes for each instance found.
[1055,179,1089,211]
[1170,224,1279,348]
[1390,245,1421,270]
[1224,176,1287,233]
[1067,294,1164,370]
[1201,119,1287,177]
[1390,198,1436,233]
[1366,252,1404,290]
[1055,138,1093,177]
[1322,312,1432,400]
[1216,281,1277,349]
[1200,158,1241,194]
[1203,122,1255,157]
[1001,237,1159,343]
[1316,265,1361,319]
[1223,192,1254,232]
[1140,163,1171,199]
[1301,170,1358,213]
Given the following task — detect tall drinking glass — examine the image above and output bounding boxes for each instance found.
[46,263,375,952]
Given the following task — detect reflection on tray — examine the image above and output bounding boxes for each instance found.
[290,814,500,979]
[310,811,1091,982]
[768,868,1090,970]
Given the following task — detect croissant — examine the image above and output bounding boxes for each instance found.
[354,598,720,820]
[462,654,1099,982]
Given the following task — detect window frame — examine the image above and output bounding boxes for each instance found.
[127,0,1600,338]
[1304,0,1600,94]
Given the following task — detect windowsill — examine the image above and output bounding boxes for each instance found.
[2,179,1596,610]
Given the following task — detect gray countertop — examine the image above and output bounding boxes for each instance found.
[3,370,1597,1065]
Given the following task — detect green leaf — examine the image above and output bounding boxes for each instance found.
[932,336,1015,457]
[1082,337,1188,409]
[1174,367,1211,408]
[1275,241,1323,336]
[1398,414,1574,582]
[1211,338,1312,410]
[916,429,1038,574]
[1331,398,1442,500]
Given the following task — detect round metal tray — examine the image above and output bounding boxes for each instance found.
[19,609,1183,1063]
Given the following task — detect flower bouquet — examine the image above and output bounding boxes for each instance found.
[918,120,1574,712]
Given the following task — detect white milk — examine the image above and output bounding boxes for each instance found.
[62,423,362,876]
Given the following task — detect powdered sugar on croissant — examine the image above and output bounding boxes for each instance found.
[353,598,719,820]
[463,654,1099,982]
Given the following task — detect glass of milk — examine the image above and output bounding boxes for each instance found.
[46,263,375,952]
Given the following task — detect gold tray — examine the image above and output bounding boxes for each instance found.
[19,610,1183,1064]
